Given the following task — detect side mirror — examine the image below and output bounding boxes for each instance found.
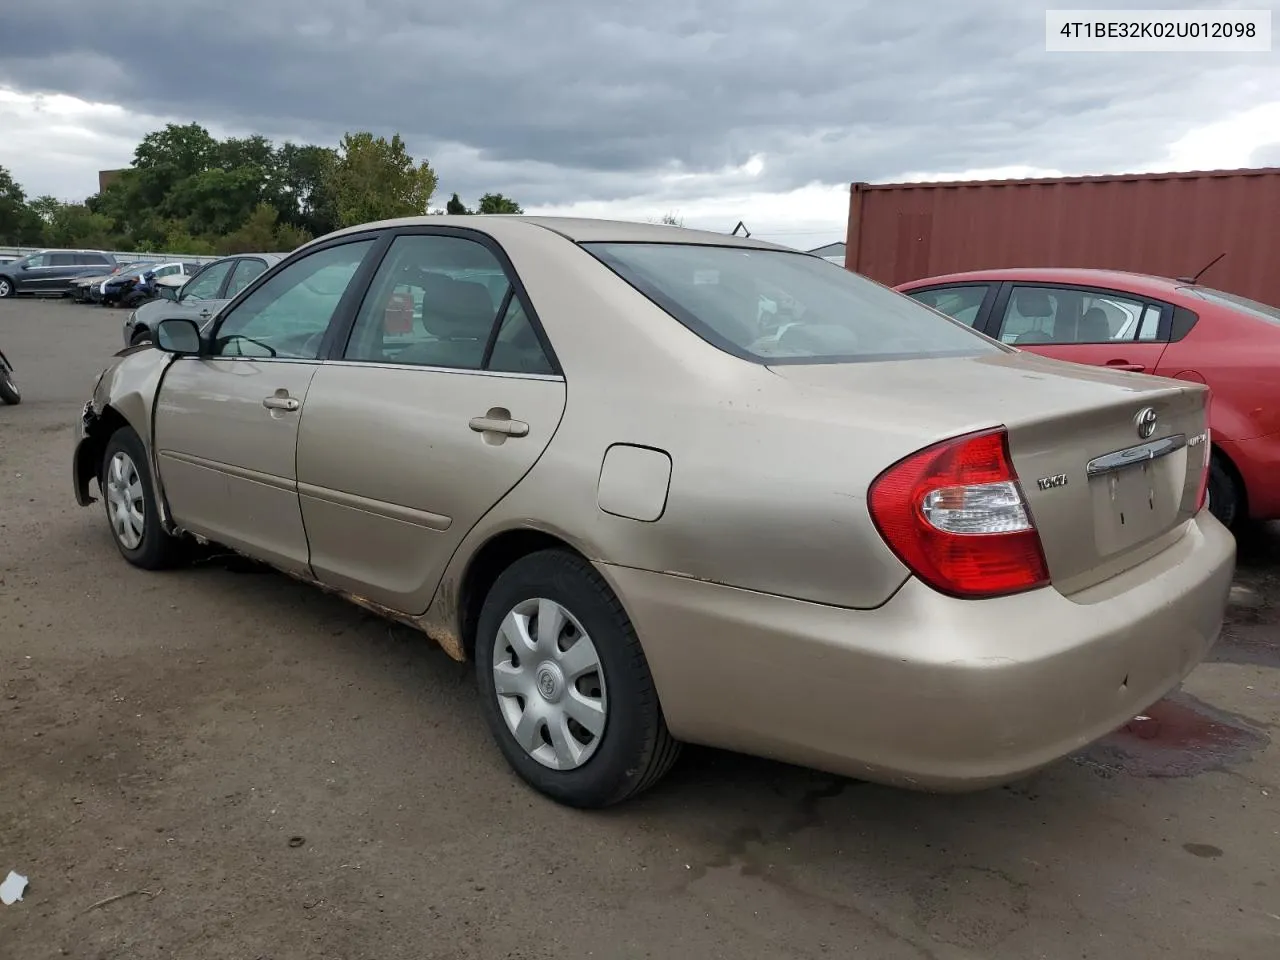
[157,285,178,301]
[154,318,204,355]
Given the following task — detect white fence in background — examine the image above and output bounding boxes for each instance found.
[0,246,220,266]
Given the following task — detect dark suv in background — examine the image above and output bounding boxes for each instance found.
[0,250,118,298]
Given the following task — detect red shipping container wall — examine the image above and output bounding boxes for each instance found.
[845,167,1280,306]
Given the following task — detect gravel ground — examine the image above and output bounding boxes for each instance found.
[2,297,1278,960]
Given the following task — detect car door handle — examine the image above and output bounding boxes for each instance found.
[469,415,529,437]
[1105,360,1145,372]
[262,395,300,412]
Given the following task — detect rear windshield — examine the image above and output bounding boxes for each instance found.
[1182,285,1280,326]
[583,242,1005,364]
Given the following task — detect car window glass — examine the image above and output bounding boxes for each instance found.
[48,253,75,266]
[181,260,234,301]
[906,286,988,327]
[214,240,374,360]
[22,254,47,268]
[583,243,1001,363]
[997,286,1157,345]
[226,258,269,298]
[154,264,181,278]
[487,296,556,374]
[343,234,520,371]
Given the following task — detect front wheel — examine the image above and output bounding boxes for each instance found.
[100,427,187,569]
[0,365,19,405]
[0,277,14,299]
[130,326,153,346]
[475,549,681,808]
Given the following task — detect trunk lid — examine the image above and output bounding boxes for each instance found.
[769,351,1210,595]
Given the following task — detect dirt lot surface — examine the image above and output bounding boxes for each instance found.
[2,298,1278,960]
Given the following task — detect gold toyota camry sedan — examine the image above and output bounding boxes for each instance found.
[72,216,1235,808]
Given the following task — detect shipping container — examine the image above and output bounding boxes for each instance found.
[845,167,1280,306]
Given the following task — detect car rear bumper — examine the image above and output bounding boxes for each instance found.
[1218,431,1280,521]
[598,510,1235,791]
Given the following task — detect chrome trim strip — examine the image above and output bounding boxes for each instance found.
[320,359,564,382]
[297,482,453,531]
[1086,433,1187,478]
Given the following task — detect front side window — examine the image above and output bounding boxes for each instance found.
[213,240,374,360]
[226,258,269,298]
[343,234,551,373]
[181,259,235,301]
[996,286,1162,345]
[906,285,990,328]
[583,243,1002,363]
[21,254,48,268]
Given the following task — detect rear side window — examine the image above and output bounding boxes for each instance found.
[584,243,1003,364]
[996,285,1164,345]
[50,253,76,266]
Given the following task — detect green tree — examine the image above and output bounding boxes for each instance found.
[217,202,312,255]
[276,142,339,236]
[0,165,45,245]
[446,192,471,215]
[43,203,116,248]
[476,192,523,215]
[325,132,438,227]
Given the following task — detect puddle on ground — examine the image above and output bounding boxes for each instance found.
[1073,692,1269,779]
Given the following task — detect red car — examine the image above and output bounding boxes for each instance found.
[894,268,1280,529]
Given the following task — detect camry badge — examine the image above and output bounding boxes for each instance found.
[1135,407,1158,440]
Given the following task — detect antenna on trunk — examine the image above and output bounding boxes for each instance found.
[1175,252,1225,285]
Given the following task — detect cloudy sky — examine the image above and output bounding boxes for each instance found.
[1,0,1278,250]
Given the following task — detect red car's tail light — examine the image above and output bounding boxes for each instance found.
[868,428,1051,599]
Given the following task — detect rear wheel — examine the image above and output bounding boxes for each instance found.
[101,426,187,569]
[1207,454,1243,530]
[475,549,680,808]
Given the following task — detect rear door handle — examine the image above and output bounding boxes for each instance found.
[1106,361,1146,372]
[263,395,300,412]
[469,415,529,437]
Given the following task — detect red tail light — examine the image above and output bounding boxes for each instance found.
[868,428,1050,599]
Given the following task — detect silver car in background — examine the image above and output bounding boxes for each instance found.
[123,252,285,346]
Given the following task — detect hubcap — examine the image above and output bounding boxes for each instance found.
[105,451,146,550]
[492,597,608,771]
[0,280,10,297]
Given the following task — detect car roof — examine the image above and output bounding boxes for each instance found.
[313,215,793,253]
[896,267,1189,299]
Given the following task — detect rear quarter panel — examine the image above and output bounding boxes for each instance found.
[1156,308,1280,443]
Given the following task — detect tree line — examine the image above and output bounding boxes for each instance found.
[0,122,524,255]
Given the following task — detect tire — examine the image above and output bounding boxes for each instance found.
[130,326,152,346]
[1207,454,1243,530]
[475,549,681,808]
[0,366,19,405]
[100,426,187,569]
[0,276,14,299]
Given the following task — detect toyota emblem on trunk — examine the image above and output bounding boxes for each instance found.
[1135,407,1158,439]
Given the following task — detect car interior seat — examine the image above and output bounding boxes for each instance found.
[1010,288,1055,344]
[1076,306,1112,343]
[394,274,495,368]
